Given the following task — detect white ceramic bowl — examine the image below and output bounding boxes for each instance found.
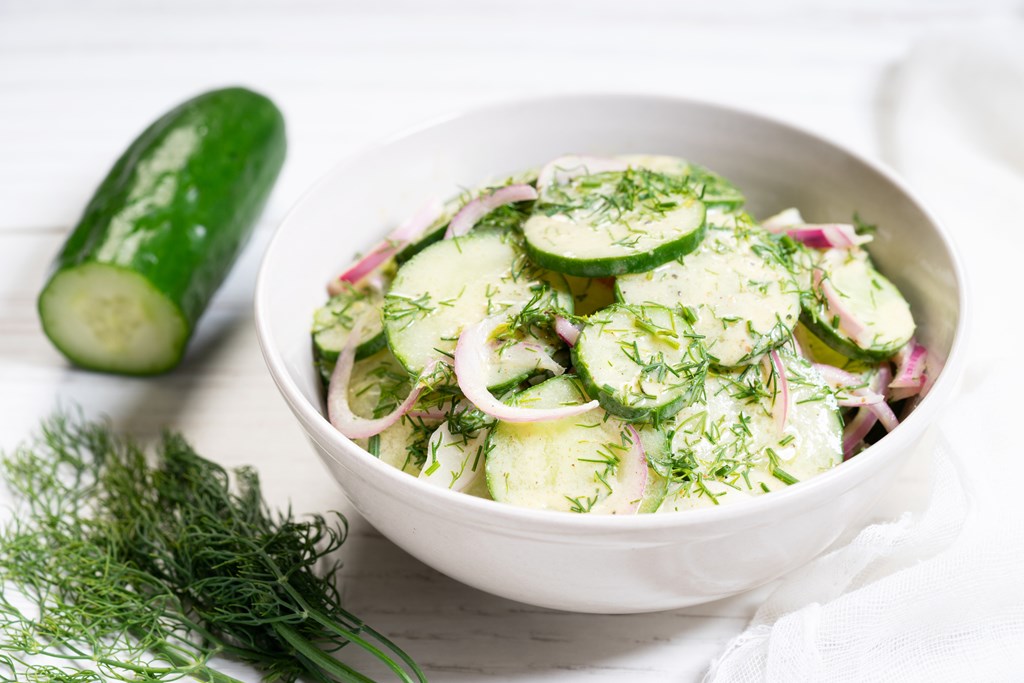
[254,94,967,614]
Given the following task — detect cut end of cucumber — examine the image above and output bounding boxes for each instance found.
[39,263,189,375]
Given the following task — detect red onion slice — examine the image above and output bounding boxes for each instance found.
[890,339,928,390]
[536,155,629,191]
[328,318,437,439]
[842,409,877,459]
[813,363,864,388]
[889,380,925,403]
[866,400,899,432]
[419,422,489,492]
[840,363,894,458]
[328,199,444,293]
[761,209,870,250]
[782,224,872,249]
[444,184,537,239]
[766,350,790,432]
[329,246,395,295]
[873,363,893,397]
[814,267,871,347]
[815,362,899,433]
[612,425,650,515]
[455,318,599,422]
[554,315,581,347]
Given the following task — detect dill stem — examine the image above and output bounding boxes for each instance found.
[273,622,376,683]
[149,641,246,683]
[86,654,237,682]
[304,606,424,683]
[240,538,425,683]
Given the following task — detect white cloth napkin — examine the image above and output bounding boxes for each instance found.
[706,26,1024,683]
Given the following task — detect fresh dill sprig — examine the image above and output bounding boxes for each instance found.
[0,413,426,683]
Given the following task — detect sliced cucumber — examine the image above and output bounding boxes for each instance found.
[688,164,746,210]
[523,167,707,277]
[362,421,431,476]
[636,425,671,513]
[485,376,649,514]
[38,264,190,375]
[617,223,800,368]
[344,349,434,475]
[311,284,386,365]
[801,248,915,361]
[655,354,842,511]
[396,177,537,264]
[572,303,708,422]
[482,332,563,394]
[395,224,448,265]
[793,323,874,374]
[383,230,570,376]
[618,154,745,210]
[345,349,413,419]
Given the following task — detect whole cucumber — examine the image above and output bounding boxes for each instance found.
[38,87,286,374]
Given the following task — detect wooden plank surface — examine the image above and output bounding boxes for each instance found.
[0,1,1014,679]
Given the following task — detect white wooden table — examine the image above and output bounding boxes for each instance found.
[1,1,1016,680]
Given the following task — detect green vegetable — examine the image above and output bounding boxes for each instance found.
[522,167,707,277]
[572,303,709,422]
[313,283,389,385]
[38,87,286,375]
[799,248,915,361]
[383,229,571,376]
[0,414,426,682]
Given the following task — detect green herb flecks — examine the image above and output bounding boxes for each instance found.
[312,285,374,335]
[382,292,435,330]
[565,494,598,514]
[538,168,699,231]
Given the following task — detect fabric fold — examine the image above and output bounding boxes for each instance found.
[707,26,1024,682]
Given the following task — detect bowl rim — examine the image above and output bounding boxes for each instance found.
[254,92,969,533]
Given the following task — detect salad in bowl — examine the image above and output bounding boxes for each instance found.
[311,154,928,515]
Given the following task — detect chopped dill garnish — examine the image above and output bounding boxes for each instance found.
[565,494,598,514]
[771,467,799,486]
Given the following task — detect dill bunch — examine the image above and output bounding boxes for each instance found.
[0,414,426,683]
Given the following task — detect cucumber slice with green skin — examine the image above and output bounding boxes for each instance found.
[485,376,649,514]
[617,222,801,368]
[382,230,572,376]
[792,323,874,374]
[311,284,387,363]
[395,224,447,265]
[361,421,431,476]
[346,349,436,475]
[345,348,413,419]
[523,167,707,277]
[482,332,563,394]
[636,425,671,513]
[572,304,708,422]
[618,155,745,210]
[800,248,915,362]
[38,87,286,375]
[655,354,842,512]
